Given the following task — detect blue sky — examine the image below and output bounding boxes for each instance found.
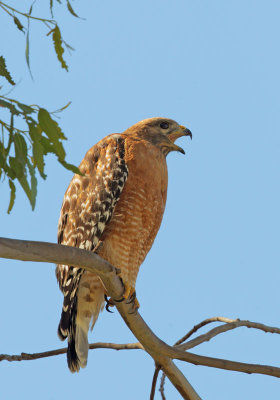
[1,1,280,399]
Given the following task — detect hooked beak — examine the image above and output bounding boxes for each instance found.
[180,125,193,140]
[167,124,192,155]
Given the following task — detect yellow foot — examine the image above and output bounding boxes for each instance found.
[122,285,140,310]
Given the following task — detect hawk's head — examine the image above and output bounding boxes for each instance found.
[124,117,192,156]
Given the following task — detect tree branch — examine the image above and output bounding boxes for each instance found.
[0,342,143,362]
[0,237,200,400]
[178,319,280,351]
[175,316,238,345]
[1,237,280,399]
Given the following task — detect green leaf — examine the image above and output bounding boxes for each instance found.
[27,158,37,210]
[33,140,46,178]
[0,56,15,86]
[66,0,80,18]
[9,156,24,178]
[50,0,54,17]
[28,2,34,15]
[53,101,71,114]
[0,99,20,115]
[7,179,16,214]
[59,159,82,175]
[52,25,68,71]
[38,108,66,139]
[17,173,32,207]
[25,27,33,79]
[13,16,25,33]
[0,141,7,169]
[28,123,40,142]
[40,136,56,155]
[17,102,34,114]
[38,108,66,159]
[14,133,28,167]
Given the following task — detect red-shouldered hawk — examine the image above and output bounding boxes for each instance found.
[56,117,192,372]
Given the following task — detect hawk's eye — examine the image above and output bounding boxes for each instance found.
[160,121,169,129]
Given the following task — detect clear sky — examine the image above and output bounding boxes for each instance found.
[1,1,280,399]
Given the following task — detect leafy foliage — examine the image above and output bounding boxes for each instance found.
[0,2,83,213]
[0,1,79,72]
[51,25,68,71]
[0,56,15,86]
[0,93,81,213]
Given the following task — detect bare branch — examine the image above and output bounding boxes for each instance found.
[175,316,238,345]
[0,237,200,400]
[0,342,143,362]
[160,372,167,400]
[150,365,161,400]
[2,238,280,398]
[160,317,280,398]
[178,319,280,351]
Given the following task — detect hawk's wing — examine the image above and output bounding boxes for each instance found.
[56,134,128,341]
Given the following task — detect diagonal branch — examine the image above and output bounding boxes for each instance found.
[159,317,280,395]
[2,238,280,398]
[0,237,200,400]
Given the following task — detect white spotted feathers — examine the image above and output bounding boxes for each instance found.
[56,135,128,372]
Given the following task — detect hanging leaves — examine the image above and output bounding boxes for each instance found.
[13,16,25,33]
[0,96,81,213]
[7,180,16,214]
[66,0,80,18]
[1,1,83,212]
[52,25,68,71]
[0,56,15,86]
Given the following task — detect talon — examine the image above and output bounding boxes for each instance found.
[114,297,125,303]
[122,285,135,300]
[105,302,114,313]
[104,294,114,313]
[126,291,136,304]
[122,283,140,310]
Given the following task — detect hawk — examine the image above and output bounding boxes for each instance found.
[56,117,192,372]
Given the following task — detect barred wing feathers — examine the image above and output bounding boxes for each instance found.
[56,135,128,370]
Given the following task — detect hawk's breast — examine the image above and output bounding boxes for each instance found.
[99,139,168,287]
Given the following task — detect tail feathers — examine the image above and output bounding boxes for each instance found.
[74,324,89,369]
[58,270,105,373]
[58,267,83,341]
[67,331,81,373]
[58,308,70,341]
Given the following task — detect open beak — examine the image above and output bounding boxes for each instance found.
[167,124,192,155]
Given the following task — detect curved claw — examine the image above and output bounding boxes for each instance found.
[105,302,114,313]
[126,290,136,304]
[113,297,125,303]
[104,294,114,313]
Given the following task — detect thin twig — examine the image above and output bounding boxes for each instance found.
[0,1,55,23]
[178,319,280,351]
[160,372,167,400]
[159,317,280,395]
[150,365,161,400]
[176,316,238,345]
[0,342,143,362]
